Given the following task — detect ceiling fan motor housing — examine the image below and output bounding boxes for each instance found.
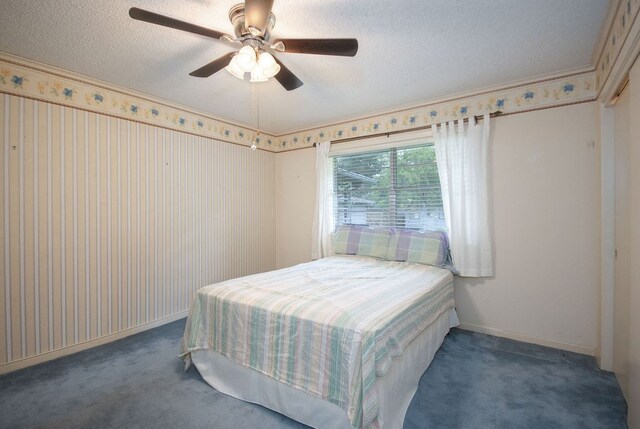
[229,3,276,42]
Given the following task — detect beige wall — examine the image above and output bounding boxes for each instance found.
[609,56,640,428]
[0,93,276,372]
[455,102,599,354]
[275,148,316,269]
[275,102,600,354]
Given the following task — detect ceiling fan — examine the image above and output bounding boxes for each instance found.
[129,1,359,91]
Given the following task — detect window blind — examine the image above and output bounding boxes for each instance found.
[332,144,446,231]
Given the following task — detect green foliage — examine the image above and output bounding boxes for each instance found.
[333,144,443,228]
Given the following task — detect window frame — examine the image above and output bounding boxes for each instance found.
[328,129,434,157]
[329,130,445,232]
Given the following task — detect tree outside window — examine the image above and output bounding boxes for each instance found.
[332,144,445,231]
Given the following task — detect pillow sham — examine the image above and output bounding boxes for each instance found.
[385,229,450,267]
[332,225,393,259]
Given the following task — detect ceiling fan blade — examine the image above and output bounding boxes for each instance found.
[244,0,275,35]
[129,7,230,41]
[273,57,303,91]
[275,38,358,57]
[189,52,236,78]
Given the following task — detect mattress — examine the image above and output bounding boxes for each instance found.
[181,255,456,428]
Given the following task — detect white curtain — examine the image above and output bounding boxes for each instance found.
[311,141,333,259]
[433,115,493,277]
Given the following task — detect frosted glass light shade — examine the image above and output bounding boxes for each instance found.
[257,52,281,79]
[250,67,268,82]
[226,48,280,82]
[236,46,257,72]
[225,55,245,79]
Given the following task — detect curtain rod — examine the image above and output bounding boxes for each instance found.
[313,111,504,147]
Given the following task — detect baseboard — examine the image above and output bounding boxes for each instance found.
[0,311,189,375]
[457,322,595,356]
[1,315,595,375]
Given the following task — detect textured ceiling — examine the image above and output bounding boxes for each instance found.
[0,0,608,135]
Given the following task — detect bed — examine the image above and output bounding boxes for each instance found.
[180,227,458,428]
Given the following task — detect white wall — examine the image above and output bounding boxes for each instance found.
[275,102,600,354]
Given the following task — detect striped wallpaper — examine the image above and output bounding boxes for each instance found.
[0,93,276,370]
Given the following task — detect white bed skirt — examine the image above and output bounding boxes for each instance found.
[191,308,459,428]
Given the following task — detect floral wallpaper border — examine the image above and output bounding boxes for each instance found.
[276,71,597,151]
[595,0,640,93]
[0,54,598,153]
[0,55,277,150]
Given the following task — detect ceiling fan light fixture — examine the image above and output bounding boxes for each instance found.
[250,67,268,83]
[236,45,257,72]
[257,52,280,78]
[225,55,246,79]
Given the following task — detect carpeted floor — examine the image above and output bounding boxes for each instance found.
[0,318,627,429]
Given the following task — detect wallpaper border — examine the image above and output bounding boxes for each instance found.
[0,54,277,151]
[595,0,640,95]
[0,53,597,153]
[277,71,597,151]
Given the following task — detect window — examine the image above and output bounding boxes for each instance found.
[332,144,446,231]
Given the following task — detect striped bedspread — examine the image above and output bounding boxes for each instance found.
[181,255,455,428]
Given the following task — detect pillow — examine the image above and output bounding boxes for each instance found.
[332,226,393,259]
[385,229,450,267]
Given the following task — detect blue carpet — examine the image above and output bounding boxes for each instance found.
[0,319,627,428]
[405,329,627,429]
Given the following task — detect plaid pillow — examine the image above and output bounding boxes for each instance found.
[385,229,450,267]
[332,226,393,259]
